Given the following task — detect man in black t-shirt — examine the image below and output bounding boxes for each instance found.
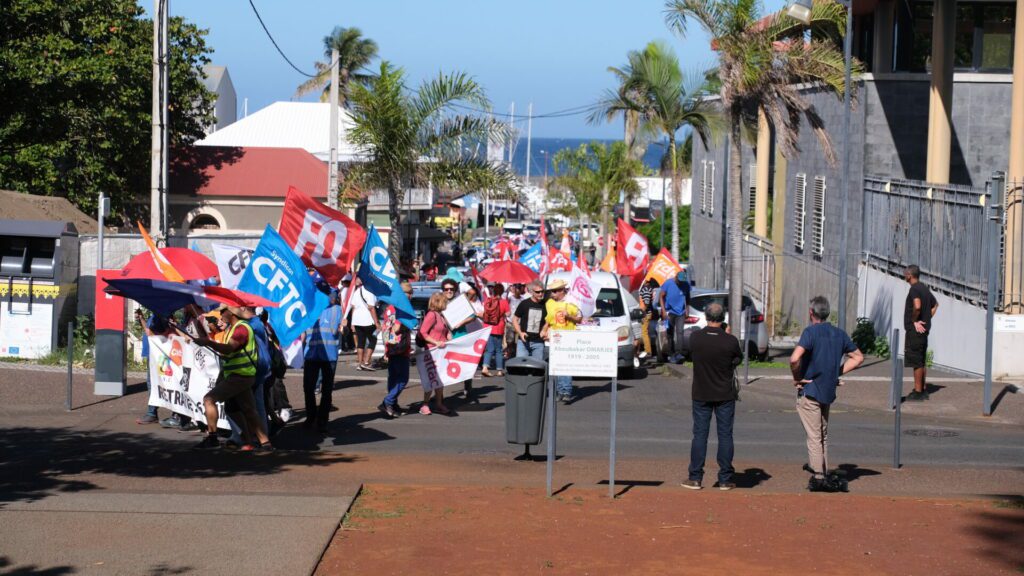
[903,265,939,401]
[513,279,548,361]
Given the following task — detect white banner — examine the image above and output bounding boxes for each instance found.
[212,243,253,290]
[147,334,230,429]
[416,327,490,390]
[284,337,304,369]
[567,266,600,318]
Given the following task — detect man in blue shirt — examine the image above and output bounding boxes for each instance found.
[659,270,692,364]
[303,289,343,433]
[789,296,864,492]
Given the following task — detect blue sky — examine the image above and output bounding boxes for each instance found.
[161,0,786,139]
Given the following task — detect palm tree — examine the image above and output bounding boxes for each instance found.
[550,142,643,260]
[665,0,854,327]
[294,26,378,107]
[596,41,717,262]
[345,61,514,260]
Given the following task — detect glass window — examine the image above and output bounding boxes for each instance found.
[980,4,1014,69]
[896,2,1014,72]
[593,288,625,318]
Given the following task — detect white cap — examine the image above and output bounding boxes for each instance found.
[459,281,472,294]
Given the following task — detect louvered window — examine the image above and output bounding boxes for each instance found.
[794,173,806,251]
[811,175,826,256]
[700,160,708,214]
[707,161,716,217]
[748,163,758,216]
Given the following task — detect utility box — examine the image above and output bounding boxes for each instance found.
[504,356,548,446]
[0,220,79,358]
[94,269,126,396]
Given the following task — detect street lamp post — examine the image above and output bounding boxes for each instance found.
[787,0,853,332]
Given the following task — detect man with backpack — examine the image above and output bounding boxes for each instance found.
[481,282,510,377]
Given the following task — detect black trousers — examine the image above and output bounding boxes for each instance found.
[303,359,336,425]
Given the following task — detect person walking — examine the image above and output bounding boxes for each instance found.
[660,271,691,364]
[136,309,170,425]
[348,276,380,371]
[543,278,582,402]
[418,291,452,415]
[681,302,742,491]
[302,291,343,433]
[481,282,510,377]
[193,306,273,453]
[379,282,415,418]
[789,296,864,492]
[903,265,938,401]
[638,278,658,360]
[513,280,548,361]
[338,274,355,353]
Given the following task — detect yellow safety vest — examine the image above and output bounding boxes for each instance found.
[221,320,257,377]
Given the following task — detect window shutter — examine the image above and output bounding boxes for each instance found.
[794,173,806,251]
[700,160,708,214]
[748,163,758,217]
[708,161,716,217]
[812,175,826,256]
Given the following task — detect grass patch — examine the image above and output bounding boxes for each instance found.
[746,360,789,369]
[993,499,1024,510]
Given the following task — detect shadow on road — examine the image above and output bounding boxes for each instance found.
[0,556,74,576]
[732,468,772,488]
[967,500,1024,573]
[835,463,882,482]
[573,382,634,403]
[0,426,358,506]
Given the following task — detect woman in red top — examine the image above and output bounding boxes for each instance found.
[417,291,452,415]
[481,283,510,377]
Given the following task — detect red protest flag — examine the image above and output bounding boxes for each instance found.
[615,218,650,277]
[278,186,367,286]
[549,251,573,272]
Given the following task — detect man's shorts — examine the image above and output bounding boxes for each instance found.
[206,373,256,414]
[905,331,928,368]
[354,324,377,349]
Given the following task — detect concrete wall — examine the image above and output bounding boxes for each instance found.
[858,264,987,375]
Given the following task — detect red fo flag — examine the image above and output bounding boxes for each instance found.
[278,186,367,286]
[538,216,551,274]
[548,251,572,272]
[615,218,650,277]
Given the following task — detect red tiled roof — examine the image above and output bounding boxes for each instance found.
[171,146,327,199]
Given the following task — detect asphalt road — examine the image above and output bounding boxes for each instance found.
[276,362,1024,470]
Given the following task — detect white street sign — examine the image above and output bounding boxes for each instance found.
[548,330,617,377]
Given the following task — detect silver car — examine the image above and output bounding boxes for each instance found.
[678,290,769,360]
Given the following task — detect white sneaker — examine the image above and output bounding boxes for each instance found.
[279,408,292,423]
[639,351,648,359]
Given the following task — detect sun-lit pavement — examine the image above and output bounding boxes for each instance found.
[0,358,1021,574]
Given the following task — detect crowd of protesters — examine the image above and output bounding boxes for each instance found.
[133,240,912,494]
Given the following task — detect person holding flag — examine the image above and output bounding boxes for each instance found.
[302,289,343,433]
[542,279,583,403]
[379,281,416,418]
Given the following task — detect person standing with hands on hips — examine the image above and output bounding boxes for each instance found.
[789,296,864,492]
[903,265,938,401]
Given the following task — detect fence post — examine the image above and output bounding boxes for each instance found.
[891,328,902,469]
[66,320,74,412]
[984,173,1004,417]
[743,308,751,384]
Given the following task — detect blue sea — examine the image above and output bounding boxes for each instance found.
[507,137,669,178]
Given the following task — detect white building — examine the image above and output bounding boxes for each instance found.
[201,65,236,135]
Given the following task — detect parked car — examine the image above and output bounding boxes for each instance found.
[544,270,643,376]
[676,289,769,360]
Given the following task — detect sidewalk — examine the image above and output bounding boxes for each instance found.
[666,357,1024,427]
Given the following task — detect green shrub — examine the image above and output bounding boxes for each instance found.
[851,317,891,358]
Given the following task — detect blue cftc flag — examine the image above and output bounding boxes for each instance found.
[519,242,543,272]
[357,225,418,329]
[238,225,329,345]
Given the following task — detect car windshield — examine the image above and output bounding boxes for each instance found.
[592,288,626,318]
[689,294,754,314]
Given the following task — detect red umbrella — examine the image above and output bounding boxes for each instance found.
[120,248,219,282]
[479,260,538,285]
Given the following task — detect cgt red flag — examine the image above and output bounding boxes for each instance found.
[548,250,572,272]
[278,186,367,286]
[615,218,650,277]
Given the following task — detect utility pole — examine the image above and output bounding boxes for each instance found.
[160,0,169,238]
[149,0,167,235]
[524,103,533,189]
[328,48,340,209]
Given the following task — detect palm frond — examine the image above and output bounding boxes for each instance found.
[665,0,729,39]
[414,71,489,124]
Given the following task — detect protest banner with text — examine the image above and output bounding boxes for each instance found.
[147,334,230,429]
[416,327,490,390]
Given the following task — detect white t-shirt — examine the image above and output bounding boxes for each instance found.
[506,293,526,319]
[350,287,377,327]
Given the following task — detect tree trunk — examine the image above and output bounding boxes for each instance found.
[623,111,639,227]
[601,185,611,263]
[727,114,744,338]
[388,180,404,264]
[670,134,680,261]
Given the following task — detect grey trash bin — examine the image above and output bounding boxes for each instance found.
[504,356,547,455]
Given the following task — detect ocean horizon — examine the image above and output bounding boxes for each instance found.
[506,137,670,178]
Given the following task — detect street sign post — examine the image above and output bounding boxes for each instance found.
[549,330,619,498]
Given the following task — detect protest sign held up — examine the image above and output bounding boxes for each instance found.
[416,327,490,390]
[147,334,230,429]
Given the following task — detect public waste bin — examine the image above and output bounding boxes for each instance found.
[505,356,547,447]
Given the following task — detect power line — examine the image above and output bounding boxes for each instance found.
[246,0,318,78]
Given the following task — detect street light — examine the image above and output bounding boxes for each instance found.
[787,0,853,332]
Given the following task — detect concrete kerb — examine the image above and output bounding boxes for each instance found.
[309,483,363,576]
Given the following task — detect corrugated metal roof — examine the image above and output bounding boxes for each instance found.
[171,146,328,199]
[195,101,367,162]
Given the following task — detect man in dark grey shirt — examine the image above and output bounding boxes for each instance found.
[681,302,742,491]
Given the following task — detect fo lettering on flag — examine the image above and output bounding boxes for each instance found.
[416,327,490,390]
[279,186,366,286]
[615,218,650,276]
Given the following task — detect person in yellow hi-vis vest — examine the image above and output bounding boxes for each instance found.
[192,305,273,453]
[542,278,583,403]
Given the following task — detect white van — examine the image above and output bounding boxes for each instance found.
[544,270,642,376]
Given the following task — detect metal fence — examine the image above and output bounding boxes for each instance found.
[863,176,991,306]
